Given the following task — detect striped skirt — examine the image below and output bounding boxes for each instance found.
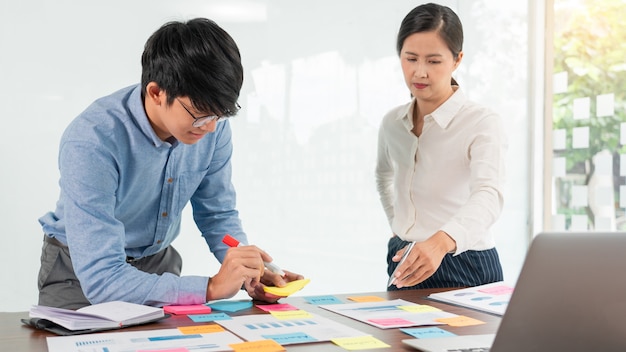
[387,235,503,291]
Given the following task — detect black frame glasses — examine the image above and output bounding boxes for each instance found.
[177,99,235,128]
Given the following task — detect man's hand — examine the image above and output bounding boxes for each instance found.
[206,245,269,301]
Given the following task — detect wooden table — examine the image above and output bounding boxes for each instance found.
[1,289,501,351]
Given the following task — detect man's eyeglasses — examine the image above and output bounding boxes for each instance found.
[178,99,238,128]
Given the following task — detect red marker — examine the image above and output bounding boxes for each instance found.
[222,234,286,276]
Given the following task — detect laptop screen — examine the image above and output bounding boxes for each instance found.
[491,232,626,351]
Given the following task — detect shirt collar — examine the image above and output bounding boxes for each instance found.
[429,86,466,129]
[128,85,176,148]
[397,86,467,130]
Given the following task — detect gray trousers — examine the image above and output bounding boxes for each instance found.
[38,235,182,310]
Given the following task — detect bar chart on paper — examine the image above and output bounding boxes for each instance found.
[427,282,514,316]
[46,327,243,352]
[216,313,367,345]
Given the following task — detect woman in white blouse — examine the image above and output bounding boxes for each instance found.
[376,3,507,290]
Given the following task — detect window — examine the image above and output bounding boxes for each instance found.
[549,0,626,231]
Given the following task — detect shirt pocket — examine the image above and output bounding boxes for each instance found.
[171,168,208,215]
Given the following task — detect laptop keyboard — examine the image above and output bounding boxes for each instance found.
[447,349,490,352]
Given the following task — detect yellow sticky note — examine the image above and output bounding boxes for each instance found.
[436,315,485,327]
[229,339,286,352]
[270,309,313,320]
[177,324,224,334]
[263,278,310,296]
[347,295,386,302]
[397,304,441,313]
[331,335,390,350]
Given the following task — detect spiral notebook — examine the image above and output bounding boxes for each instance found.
[22,301,169,336]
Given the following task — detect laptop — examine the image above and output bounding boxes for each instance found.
[403,232,626,352]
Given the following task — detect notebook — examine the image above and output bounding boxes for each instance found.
[403,232,626,352]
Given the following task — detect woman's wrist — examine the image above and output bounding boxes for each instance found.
[434,230,457,253]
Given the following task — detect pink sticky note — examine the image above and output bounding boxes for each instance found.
[256,303,299,312]
[163,305,212,315]
[368,318,414,326]
[478,285,514,295]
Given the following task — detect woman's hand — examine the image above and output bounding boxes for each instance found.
[244,270,305,303]
[391,231,456,288]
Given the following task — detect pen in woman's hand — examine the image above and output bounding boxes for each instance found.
[387,241,416,287]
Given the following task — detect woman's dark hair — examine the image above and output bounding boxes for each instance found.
[141,18,243,117]
[396,3,463,85]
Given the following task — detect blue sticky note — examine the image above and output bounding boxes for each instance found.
[188,312,232,322]
[207,300,253,312]
[400,327,457,339]
[262,332,318,344]
[304,295,343,305]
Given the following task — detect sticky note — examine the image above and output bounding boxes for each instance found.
[188,312,232,323]
[207,300,253,312]
[597,93,614,117]
[178,324,225,334]
[478,285,513,295]
[572,126,589,149]
[331,335,390,350]
[347,296,386,302]
[261,332,318,344]
[269,310,313,320]
[401,327,457,339]
[304,295,343,305]
[256,303,299,312]
[573,97,590,120]
[435,315,485,327]
[263,279,310,296]
[368,317,414,327]
[229,339,286,352]
[163,305,212,315]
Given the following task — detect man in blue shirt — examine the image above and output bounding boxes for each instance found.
[37,18,302,309]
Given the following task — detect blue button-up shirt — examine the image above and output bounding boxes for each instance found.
[39,84,247,306]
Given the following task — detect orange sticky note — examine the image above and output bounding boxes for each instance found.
[177,324,225,334]
[346,296,386,302]
[435,315,485,327]
[229,339,286,352]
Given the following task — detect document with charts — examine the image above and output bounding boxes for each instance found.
[216,313,368,345]
[319,299,458,329]
[46,326,243,352]
[426,281,514,316]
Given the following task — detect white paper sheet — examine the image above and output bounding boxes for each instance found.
[46,328,243,352]
[216,313,368,345]
[319,299,458,329]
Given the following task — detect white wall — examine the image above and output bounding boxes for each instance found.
[0,0,531,312]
